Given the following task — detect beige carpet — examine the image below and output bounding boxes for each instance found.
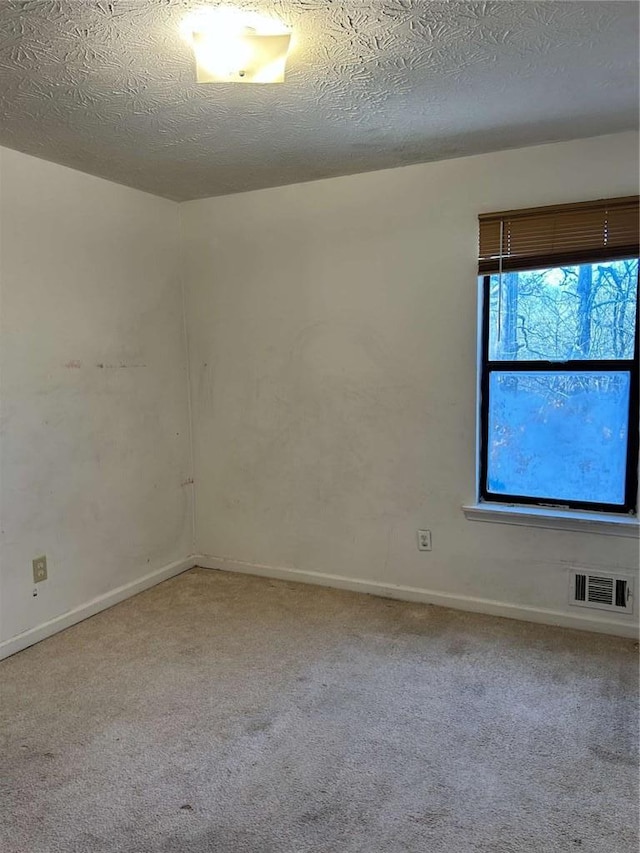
[1,568,638,853]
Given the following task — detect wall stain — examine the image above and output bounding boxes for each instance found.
[96,363,147,369]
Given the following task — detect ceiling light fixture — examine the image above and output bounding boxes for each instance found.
[181,7,292,84]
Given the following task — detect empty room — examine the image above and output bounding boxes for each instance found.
[0,2,638,851]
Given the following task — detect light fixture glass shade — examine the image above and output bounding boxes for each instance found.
[191,28,291,84]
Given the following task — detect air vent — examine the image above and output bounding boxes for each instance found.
[569,570,634,613]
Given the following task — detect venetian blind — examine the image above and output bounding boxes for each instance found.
[478,196,639,275]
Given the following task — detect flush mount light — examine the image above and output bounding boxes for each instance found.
[181,7,292,84]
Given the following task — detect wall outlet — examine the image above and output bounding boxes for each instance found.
[417,530,432,551]
[32,555,47,583]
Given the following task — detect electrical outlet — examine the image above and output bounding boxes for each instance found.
[32,555,47,583]
[417,530,432,551]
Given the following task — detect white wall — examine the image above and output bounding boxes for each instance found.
[0,148,193,649]
[182,132,640,635]
[1,134,637,651]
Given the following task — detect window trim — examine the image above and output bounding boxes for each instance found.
[462,502,640,537]
[478,266,640,516]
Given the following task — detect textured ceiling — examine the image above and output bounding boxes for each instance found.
[0,1,638,201]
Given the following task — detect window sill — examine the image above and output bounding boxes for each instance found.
[462,503,639,537]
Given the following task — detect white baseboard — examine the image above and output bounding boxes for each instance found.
[196,554,639,639]
[2,553,635,661]
[0,556,196,661]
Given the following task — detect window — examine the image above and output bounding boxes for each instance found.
[478,198,639,515]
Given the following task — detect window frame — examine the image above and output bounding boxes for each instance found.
[478,263,640,515]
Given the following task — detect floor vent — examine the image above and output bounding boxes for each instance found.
[569,570,634,613]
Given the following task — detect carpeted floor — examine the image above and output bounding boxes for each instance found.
[1,568,638,853]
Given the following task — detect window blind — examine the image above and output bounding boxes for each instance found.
[478,196,639,274]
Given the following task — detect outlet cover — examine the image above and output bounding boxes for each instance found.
[417,530,432,551]
[32,555,47,583]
